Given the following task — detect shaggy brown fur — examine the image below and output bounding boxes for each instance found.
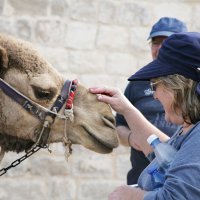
[0,34,49,77]
[0,133,34,153]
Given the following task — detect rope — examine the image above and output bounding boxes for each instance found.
[63,119,72,161]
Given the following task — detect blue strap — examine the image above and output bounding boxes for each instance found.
[0,78,72,121]
[0,78,47,121]
[49,80,72,119]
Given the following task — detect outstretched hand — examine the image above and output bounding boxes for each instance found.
[89,86,133,115]
[108,185,145,200]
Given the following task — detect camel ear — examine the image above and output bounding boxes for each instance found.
[0,46,8,69]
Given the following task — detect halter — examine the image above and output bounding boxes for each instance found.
[0,78,78,147]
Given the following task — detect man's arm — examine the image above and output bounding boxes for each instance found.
[117,125,143,151]
[116,125,130,146]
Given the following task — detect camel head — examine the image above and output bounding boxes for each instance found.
[0,34,118,160]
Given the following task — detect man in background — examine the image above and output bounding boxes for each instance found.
[115,17,188,185]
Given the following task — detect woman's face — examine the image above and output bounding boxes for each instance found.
[153,83,184,125]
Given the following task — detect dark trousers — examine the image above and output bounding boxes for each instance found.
[127,148,150,185]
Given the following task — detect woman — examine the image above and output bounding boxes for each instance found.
[90,32,200,200]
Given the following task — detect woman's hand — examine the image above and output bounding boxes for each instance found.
[108,185,145,200]
[89,86,133,115]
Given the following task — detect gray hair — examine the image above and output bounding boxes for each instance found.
[156,74,200,124]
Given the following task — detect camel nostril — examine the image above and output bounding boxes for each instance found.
[102,115,116,129]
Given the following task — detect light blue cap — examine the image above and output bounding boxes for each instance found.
[147,17,188,40]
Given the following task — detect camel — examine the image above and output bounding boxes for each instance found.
[0,34,119,168]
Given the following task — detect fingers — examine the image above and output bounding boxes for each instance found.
[89,86,118,97]
[89,87,105,94]
[89,86,126,114]
[97,94,114,104]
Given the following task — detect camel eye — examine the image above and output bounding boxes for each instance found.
[32,86,55,100]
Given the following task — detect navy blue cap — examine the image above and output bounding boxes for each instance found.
[148,17,188,40]
[129,32,200,82]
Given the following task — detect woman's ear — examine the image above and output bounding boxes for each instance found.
[0,46,8,70]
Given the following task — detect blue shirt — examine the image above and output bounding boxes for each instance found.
[138,122,200,199]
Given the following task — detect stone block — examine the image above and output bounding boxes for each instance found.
[71,150,113,178]
[47,177,76,200]
[0,19,13,35]
[37,46,69,73]
[130,26,150,51]
[15,19,32,40]
[98,0,118,24]
[112,75,130,91]
[97,25,129,51]
[28,153,71,176]
[116,2,152,26]
[65,22,97,50]
[70,0,97,22]
[136,51,152,70]
[0,0,4,15]
[51,0,69,17]
[106,52,137,76]
[0,178,47,200]
[190,5,200,31]
[7,0,49,16]
[77,180,124,200]
[69,50,106,74]
[116,154,131,180]
[153,2,191,23]
[79,74,118,88]
[34,19,65,46]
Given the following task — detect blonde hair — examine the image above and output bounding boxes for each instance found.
[156,74,200,124]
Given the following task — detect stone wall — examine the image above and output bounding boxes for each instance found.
[0,0,199,199]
